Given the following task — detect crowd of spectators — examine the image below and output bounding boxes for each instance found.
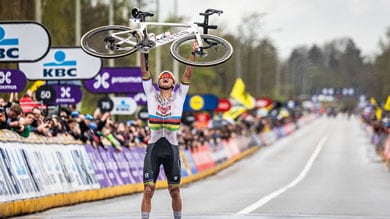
[360,104,390,151]
[0,93,305,152]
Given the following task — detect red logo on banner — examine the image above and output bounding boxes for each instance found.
[255,98,272,108]
[215,98,232,112]
[195,112,211,122]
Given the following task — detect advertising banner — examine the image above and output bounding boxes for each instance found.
[122,147,143,183]
[53,84,82,105]
[183,94,219,111]
[110,96,138,115]
[69,145,100,190]
[132,147,147,180]
[22,144,52,196]
[0,69,27,92]
[109,147,135,184]
[0,148,15,202]
[84,145,112,188]
[182,149,198,175]
[98,147,123,186]
[39,145,68,194]
[19,47,102,80]
[83,67,143,93]
[208,141,228,165]
[0,143,40,199]
[128,92,147,106]
[53,145,84,192]
[0,22,50,62]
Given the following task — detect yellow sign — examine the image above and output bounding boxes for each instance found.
[190,95,204,110]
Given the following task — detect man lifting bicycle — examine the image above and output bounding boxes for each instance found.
[140,41,197,219]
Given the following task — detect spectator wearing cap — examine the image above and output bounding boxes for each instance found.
[78,113,93,141]
[78,113,103,149]
[68,118,82,140]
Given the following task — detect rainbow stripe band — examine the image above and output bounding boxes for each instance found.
[148,115,181,131]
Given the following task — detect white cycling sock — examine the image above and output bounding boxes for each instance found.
[141,211,149,219]
[173,211,182,219]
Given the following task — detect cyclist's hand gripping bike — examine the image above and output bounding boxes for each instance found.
[80,8,233,67]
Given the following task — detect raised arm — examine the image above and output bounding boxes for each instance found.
[181,41,197,83]
[140,53,152,80]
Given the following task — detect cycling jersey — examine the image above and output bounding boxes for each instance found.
[142,76,189,145]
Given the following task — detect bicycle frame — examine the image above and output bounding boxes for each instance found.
[81,8,232,66]
[111,19,204,53]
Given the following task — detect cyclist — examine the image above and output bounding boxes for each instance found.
[140,41,196,219]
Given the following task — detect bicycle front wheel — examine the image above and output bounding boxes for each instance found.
[81,25,139,58]
[170,34,233,67]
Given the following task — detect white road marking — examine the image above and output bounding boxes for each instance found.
[235,136,328,215]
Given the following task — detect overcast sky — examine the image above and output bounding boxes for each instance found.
[155,0,390,59]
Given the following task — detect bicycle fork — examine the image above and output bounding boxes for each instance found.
[192,24,207,57]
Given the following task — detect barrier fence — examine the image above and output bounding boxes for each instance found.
[0,114,317,217]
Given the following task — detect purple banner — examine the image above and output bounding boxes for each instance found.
[85,145,112,188]
[0,69,27,92]
[83,67,143,93]
[53,84,82,105]
[128,92,147,106]
[122,147,144,183]
[98,147,123,186]
[109,147,135,184]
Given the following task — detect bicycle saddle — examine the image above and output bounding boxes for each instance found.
[131,8,154,20]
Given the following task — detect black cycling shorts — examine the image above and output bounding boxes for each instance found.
[143,137,181,185]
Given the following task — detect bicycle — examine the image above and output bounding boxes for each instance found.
[80,8,233,67]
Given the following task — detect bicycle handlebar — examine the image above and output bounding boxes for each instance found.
[131,8,223,34]
[196,9,223,34]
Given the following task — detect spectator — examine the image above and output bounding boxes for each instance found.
[0,103,23,130]
[30,107,44,133]
[13,111,35,138]
[68,118,82,140]
[37,116,55,137]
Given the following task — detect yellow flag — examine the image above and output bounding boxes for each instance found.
[230,78,255,109]
[370,97,378,107]
[222,106,247,120]
[384,96,390,111]
[376,108,382,120]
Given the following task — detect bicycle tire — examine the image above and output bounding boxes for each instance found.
[170,34,233,67]
[80,25,139,58]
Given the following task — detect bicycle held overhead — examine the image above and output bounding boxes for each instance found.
[81,8,233,67]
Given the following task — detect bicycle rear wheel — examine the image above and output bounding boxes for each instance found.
[170,34,233,67]
[81,25,139,58]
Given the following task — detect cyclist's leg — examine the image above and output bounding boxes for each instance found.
[162,143,182,218]
[141,143,160,218]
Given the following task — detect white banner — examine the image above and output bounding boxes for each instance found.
[19,47,102,80]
